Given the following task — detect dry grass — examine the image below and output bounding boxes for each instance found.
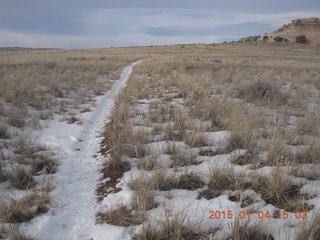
[265,133,291,166]
[251,169,311,211]
[184,131,207,148]
[137,154,163,170]
[130,173,158,212]
[199,167,247,199]
[10,232,36,240]
[129,170,204,192]
[298,215,320,240]
[0,192,50,223]
[231,153,256,166]
[293,143,320,164]
[90,43,320,238]
[31,153,58,175]
[96,205,144,226]
[0,224,6,239]
[171,150,199,167]
[10,167,36,190]
[7,108,27,128]
[237,81,287,106]
[295,113,320,137]
[228,220,274,240]
[132,211,217,240]
[152,170,204,191]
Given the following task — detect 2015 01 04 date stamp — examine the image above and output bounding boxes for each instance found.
[208,210,308,220]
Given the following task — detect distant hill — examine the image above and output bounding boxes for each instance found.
[0,47,59,51]
[240,18,320,45]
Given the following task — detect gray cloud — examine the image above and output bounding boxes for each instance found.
[0,0,319,48]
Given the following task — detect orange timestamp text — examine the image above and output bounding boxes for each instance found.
[208,210,308,220]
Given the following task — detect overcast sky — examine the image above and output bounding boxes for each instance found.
[0,0,319,49]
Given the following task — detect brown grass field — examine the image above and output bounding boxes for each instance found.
[1,42,320,239]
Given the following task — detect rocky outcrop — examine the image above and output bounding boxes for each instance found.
[258,18,320,45]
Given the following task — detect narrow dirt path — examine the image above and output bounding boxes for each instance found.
[26,61,142,240]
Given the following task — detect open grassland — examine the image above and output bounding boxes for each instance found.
[98,42,320,239]
[1,42,320,239]
[0,47,142,239]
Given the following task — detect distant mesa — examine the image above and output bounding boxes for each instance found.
[239,17,320,45]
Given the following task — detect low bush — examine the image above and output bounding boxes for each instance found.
[237,81,287,105]
[296,35,307,44]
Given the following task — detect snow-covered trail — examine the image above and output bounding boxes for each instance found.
[26,61,142,240]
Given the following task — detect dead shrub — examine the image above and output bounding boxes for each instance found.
[8,108,27,128]
[0,122,10,139]
[0,100,6,116]
[237,81,287,105]
[0,164,8,183]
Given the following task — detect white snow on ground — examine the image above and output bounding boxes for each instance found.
[23,61,142,240]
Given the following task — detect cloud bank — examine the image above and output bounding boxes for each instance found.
[0,0,319,48]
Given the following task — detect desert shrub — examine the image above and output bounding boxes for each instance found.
[296,35,307,44]
[8,108,26,128]
[0,164,7,182]
[237,81,287,105]
[274,36,287,42]
[0,122,9,139]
